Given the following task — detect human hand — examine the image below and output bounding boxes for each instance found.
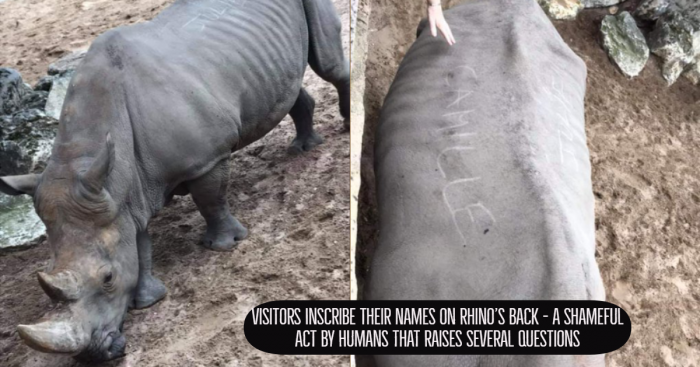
[427,0,456,45]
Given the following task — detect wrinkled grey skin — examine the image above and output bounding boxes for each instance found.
[365,1,604,366]
[0,0,348,362]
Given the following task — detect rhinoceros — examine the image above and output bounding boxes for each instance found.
[0,0,348,361]
[365,0,605,366]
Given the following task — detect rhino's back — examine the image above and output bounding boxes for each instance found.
[72,0,309,189]
[138,0,308,107]
[369,0,603,306]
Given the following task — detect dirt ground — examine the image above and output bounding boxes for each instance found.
[357,1,700,366]
[0,0,351,366]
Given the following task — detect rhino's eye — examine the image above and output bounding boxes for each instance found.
[104,272,113,284]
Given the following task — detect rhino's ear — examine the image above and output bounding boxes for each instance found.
[0,174,41,196]
[80,133,114,193]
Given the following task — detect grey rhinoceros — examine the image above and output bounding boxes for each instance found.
[365,0,605,366]
[0,0,348,361]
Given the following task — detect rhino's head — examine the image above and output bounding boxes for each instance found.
[0,135,139,362]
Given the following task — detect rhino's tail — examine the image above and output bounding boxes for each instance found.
[301,0,350,120]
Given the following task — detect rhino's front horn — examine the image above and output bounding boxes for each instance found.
[17,320,90,355]
[37,271,81,301]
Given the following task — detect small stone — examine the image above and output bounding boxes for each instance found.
[635,0,671,21]
[583,0,621,8]
[660,346,675,366]
[601,12,650,77]
[33,75,55,91]
[684,62,700,84]
[609,6,618,14]
[47,49,87,76]
[537,0,584,20]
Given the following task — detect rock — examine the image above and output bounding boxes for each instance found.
[674,0,700,19]
[0,68,32,116]
[601,12,650,77]
[583,0,621,8]
[33,75,55,92]
[10,108,53,126]
[537,0,584,20]
[47,49,87,76]
[44,70,74,120]
[20,90,48,111]
[0,62,69,251]
[0,195,45,249]
[684,62,700,84]
[0,111,54,249]
[635,0,672,20]
[0,113,57,176]
[0,105,55,251]
[648,11,699,84]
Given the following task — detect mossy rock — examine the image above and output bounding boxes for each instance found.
[601,12,650,77]
[537,0,583,20]
[0,195,44,249]
[649,9,700,84]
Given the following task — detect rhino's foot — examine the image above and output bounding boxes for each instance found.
[200,217,248,252]
[288,132,324,155]
[336,79,350,121]
[133,275,167,309]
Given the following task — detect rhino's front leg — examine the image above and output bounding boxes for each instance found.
[133,231,167,309]
[186,158,248,251]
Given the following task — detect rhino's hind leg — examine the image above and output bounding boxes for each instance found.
[133,231,167,309]
[302,0,350,122]
[288,88,323,154]
[186,158,248,251]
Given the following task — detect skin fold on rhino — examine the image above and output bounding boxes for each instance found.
[0,0,349,362]
[365,0,605,366]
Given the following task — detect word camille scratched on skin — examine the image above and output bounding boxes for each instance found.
[182,0,249,32]
[438,65,496,246]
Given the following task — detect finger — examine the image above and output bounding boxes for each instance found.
[430,15,437,37]
[440,21,455,45]
[447,26,457,45]
[438,22,455,46]
[438,25,450,45]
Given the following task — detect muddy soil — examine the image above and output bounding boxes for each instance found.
[357,1,700,366]
[0,0,351,366]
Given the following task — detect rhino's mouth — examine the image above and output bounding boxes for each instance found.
[75,327,126,362]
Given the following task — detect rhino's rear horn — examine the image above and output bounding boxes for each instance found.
[17,319,89,355]
[80,133,115,193]
[38,271,82,301]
